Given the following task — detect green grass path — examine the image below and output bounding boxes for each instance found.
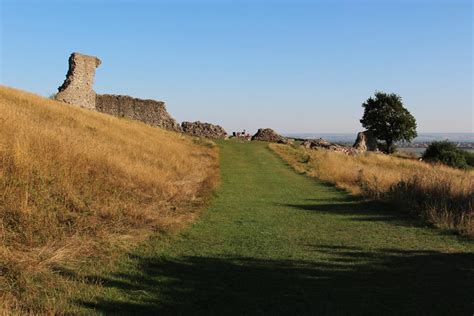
[79,140,473,315]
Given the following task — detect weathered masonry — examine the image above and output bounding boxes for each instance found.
[55,52,181,132]
[56,52,101,110]
[96,94,181,132]
[181,121,227,139]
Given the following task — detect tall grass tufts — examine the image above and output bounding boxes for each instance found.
[271,143,473,236]
[0,86,219,313]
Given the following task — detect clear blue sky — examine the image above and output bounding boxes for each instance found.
[1,0,472,134]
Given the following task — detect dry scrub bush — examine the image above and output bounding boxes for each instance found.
[0,86,219,313]
[271,144,473,236]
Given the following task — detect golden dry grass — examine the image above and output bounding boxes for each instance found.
[270,143,473,236]
[0,86,219,313]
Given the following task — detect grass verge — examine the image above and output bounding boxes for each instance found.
[270,143,473,236]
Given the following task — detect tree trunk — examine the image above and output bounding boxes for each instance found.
[386,140,394,154]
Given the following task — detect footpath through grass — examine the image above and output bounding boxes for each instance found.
[76,140,473,315]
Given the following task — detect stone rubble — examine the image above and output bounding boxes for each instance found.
[251,128,288,143]
[181,121,228,139]
[301,138,360,155]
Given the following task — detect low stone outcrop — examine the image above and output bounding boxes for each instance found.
[251,128,288,143]
[96,94,181,132]
[302,138,359,155]
[56,52,101,110]
[353,131,378,152]
[181,121,227,139]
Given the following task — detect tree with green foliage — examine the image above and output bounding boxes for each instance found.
[360,92,417,153]
[422,141,472,169]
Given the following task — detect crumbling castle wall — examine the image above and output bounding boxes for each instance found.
[181,121,227,139]
[96,94,182,132]
[55,52,185,133]
[55,52,101,110]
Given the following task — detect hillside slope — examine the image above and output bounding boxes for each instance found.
[0,86,219,312]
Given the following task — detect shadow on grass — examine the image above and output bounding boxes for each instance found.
[75,247,473,315]
[283,197,430,229]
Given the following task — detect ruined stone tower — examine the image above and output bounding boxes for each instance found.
[54,52,184,132]
[56,52,101,110]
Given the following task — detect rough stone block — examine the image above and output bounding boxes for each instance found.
[353,131,378,152]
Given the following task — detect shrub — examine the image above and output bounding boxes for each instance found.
[464,151,474,167]
[422,141,469,169]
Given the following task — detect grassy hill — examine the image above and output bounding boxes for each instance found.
[0,86,219,313]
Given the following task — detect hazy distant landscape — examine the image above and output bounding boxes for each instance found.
[286,133,474,156]
[285,132,474,143]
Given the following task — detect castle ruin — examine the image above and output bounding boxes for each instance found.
[96,94,181,132]
[56,52,101,110]
[55,52,182,132]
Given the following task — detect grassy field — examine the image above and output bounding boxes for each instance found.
[0,86,219,313]
[271,143,473,236]
[70,140,473,315]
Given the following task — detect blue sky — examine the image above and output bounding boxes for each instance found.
[1,0,472,133]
